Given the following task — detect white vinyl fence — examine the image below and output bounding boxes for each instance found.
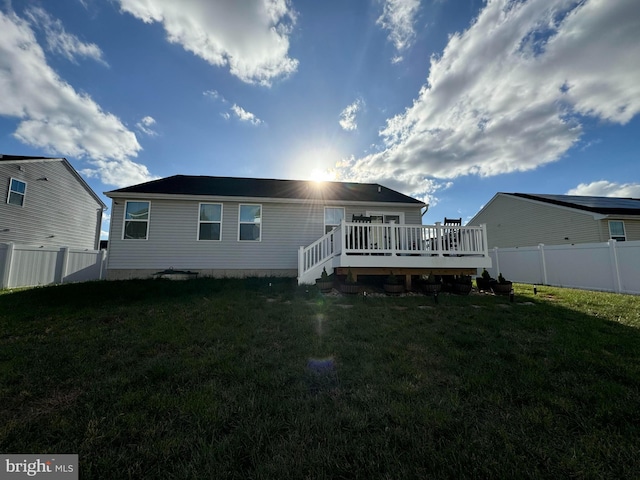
[0,242,107,289]
[486,240,640,295]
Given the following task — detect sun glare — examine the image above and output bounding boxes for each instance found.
[309,168,336,184]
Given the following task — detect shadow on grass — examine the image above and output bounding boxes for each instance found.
[1,279,639,479]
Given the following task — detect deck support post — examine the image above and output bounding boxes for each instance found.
[435,222,443,257]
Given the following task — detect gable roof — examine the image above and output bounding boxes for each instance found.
[1,154,106,208]
[507,193,640,215]
[106,175,426,205]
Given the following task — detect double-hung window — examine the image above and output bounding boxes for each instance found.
[7,178,26,206]
[239,204,261,241]
[123,201,150,239]
[199,203,222,240]
[609,220,626,241]
[324,207,344,233]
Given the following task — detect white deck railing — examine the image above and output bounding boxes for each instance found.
[298,221,488,282]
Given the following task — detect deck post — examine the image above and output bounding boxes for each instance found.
[390,221,397,254]
[480,223,489,257]
[298,246,304,280]
[435,222,443,257]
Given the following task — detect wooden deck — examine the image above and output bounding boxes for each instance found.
[298,221,491,284]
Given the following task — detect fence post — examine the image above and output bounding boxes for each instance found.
[60,246,70,284]
[493,246,499,277]
[608,239,622,293]
[99,249,107,280]
[538,243,548,285]
[1,242,15,289]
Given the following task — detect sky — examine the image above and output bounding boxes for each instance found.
[1,0,639,239]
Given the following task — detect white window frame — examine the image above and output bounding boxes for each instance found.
[609,220,626,242]
[366,211,405,224]
[122,200,150,240]
[324,207,345,233]
[7,178,26,207]
[198,203,223,241]
[238,204,262,242]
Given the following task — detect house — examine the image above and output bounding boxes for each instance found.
[105,175,491,285]
[467,193,640,248]
[1,155,106,250]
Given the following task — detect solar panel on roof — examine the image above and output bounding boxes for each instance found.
[533,194,640,209]
[511,193,640,214]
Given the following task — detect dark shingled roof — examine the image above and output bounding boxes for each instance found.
[107,175,425,204]
[0,154,58,161]
[509,193,640,215]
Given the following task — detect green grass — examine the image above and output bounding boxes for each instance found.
[1,279,639,479]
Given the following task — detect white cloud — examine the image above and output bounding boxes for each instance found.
[25,7,107,65]
[338,0,640,199]
[377,0,420,55]
[118,0,298,86]
[203,89,226,103]
[339,99,364,131]
[230,104,263,126]
[135,115,157,136]
[0,9,154,188]
[566,181,640,198]
[80,158,156,188]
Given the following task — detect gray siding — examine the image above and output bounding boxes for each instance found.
[0,160,103,249]
[469,194,602,248]
[107,198,422,272]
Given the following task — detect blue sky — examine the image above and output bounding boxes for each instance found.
[1,0,639,239]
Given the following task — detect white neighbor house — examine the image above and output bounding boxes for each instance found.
[105,175,491,286]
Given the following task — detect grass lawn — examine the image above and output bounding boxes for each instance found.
[1,278,639,479]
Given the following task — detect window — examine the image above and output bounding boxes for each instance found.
[239,204,261,241]
[199,203,222,240]
[123,201,150,239]
[609,220,626,241]
[7,178,26,206]
[324,207,345,233]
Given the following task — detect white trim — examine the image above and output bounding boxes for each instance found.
[324,206,345,233]
[197,202,223,241]
[238,203,262,242]
[7,177,27,207]
[105,191,424,209]
[122,200,150,240]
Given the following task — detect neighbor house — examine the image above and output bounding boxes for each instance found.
[1,155,106,249]
[105,175,491,284]
[467,193,640,248]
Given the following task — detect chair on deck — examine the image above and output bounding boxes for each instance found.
[443,217,462,254]
[352,215,371,223]
[348,214,371,252]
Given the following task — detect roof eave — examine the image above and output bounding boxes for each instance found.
[104,191,425,208]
